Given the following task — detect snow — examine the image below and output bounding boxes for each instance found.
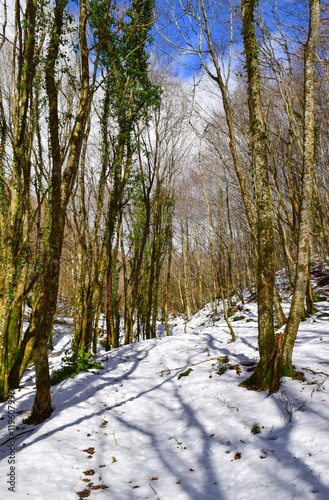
[1,299,329,499]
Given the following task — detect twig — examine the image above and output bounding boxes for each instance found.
[112,430,117,446]
[303,366,329,378]
[0,429,34,447]
[16,408,33,414]
[178,348,204,353]
[278,390,293,423]
[156,356,222,374]
[149,483,158,495]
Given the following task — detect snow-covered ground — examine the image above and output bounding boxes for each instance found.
[1,299,329,499]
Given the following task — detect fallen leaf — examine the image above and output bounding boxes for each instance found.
[132,485,140,489]
[83,470,95,476]
[77,490,90,498]
[189,469,194,471]
[91,485,108,490]
[83,448,95,455]
[151,477,158,481]
[234,453,241,460]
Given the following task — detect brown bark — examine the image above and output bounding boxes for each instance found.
[240,0,275,388]
[27,0,94,423]
[0,0,37,400]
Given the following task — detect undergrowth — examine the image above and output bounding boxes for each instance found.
[251,422,261,435]
[50,348,103,386]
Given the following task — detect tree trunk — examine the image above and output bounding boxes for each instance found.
[278,0,320,382]
[164,219,173,336]
[240,0,275,389]
[27,0,91,423]
[0,0,37,400]
[181,223,192,322]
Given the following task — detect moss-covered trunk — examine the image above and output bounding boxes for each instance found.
[27,0,91,423]
[242,0,320,393]
[240,0,275,389]
[0,0,37,400]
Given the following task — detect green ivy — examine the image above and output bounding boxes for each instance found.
[50,348,103,385]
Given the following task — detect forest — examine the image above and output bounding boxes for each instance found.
[0,0,328,433]
[1,1,329,498]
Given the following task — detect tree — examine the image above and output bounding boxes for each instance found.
[93,0,161,349]
[239,0,320,391]
[0,0,43,400]
[239,0,276,389]
[165,0,286,327]
[26,0,109,423]
[273,0,320,391]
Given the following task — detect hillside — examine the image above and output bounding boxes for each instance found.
[1,298,329,499]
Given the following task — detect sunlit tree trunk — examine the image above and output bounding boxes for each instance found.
[27,0,93,423]
[240,0,275,389]
[277,0,320,389]
[181,222,192,322]
[164,212,173,336]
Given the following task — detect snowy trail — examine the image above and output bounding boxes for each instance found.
[1,301,329,499]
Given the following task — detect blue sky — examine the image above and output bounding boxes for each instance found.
[63,0,312,83]
[152,0,311,80]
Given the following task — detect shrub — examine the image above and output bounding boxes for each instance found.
[216,356,229,374]
[232,315,245,322]
[99,338,107,349]
[227,307,238,318]
[251,422,261,435]
[314,295,327,302]
[218,356,229,364]
[50,348,103,386]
